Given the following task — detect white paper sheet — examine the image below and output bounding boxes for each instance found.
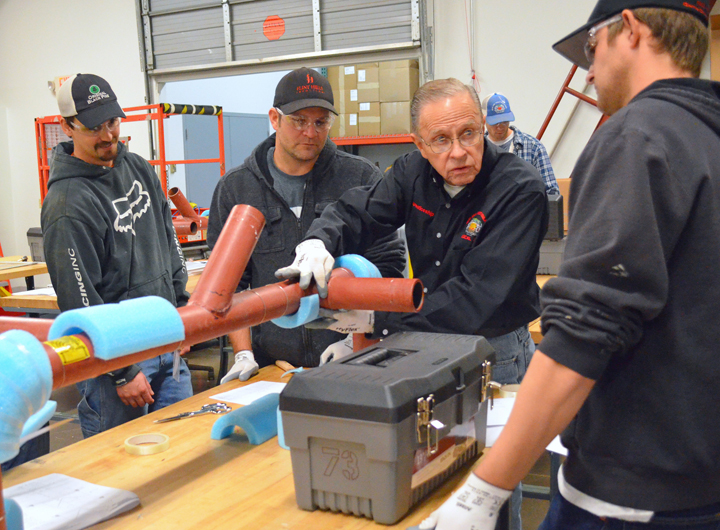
[210,381,286,405]
[4,473,139,530]
[11,287,56,296]
[186,260,207,274]
[484,397,568,455]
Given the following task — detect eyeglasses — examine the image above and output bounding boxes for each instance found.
[275,108,335,132]
[419,128,482,154]
[71,117,122,136]
[584,14,623,64]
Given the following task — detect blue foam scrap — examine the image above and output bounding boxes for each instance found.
[4,498,23,530]
[211,393,280,445]
[272,294,320,329]
[334,254,381,279]
[47,296,185,361]
[0,330,53,464]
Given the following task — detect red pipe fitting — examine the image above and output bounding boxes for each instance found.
[188,204,265,316]
[172,217,198,236]
[169,187,208,230]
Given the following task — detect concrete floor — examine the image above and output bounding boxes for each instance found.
[44,344,555,529]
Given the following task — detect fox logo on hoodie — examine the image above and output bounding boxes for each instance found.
[112,181,151,235]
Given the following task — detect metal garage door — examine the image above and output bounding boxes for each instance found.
[137,0,427,79]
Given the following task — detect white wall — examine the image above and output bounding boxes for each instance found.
[432,0,601,179]
[0,0,148,290]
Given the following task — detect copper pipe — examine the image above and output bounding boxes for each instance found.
[321,271,424,312]
[188,204,265,316]
[169,187,208,230]
[353,334,380,352]
[537,65,580,140]
[0,317,53,341]
[172,217,198,236]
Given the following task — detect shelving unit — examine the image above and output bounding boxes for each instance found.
[331,134,414,146]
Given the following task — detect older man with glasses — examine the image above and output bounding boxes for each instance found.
[278,77,547,385]
[208,67,405,379]
[41,73,193,439]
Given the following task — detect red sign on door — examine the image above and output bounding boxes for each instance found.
[263,15,285,41]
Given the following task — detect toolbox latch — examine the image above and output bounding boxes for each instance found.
[480,360,501,409]
[416,394,446,455]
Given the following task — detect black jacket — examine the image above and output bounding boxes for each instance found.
[208,135,405,367]
[42,141,189,383]
[305,140,547,338]
[540,79,720,510]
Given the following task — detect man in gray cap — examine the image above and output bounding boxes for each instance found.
[208,67,404,379]
[42,74,193,438]
[416,1,720,529]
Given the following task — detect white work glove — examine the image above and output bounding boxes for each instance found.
[417,474,512,530]
[275,239,334,298]
[320,335,354,365]
[220,350,259,384]
[306,308,374,334]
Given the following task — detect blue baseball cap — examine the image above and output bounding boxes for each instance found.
[482,93,515,126]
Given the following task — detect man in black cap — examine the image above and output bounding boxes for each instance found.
[42,74,193,438]
[416,1,720,529]
[208,67,405,379]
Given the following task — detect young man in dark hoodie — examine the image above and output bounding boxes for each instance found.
[208,68,405,380]
[416,1,720,529]
[42,74,193,438]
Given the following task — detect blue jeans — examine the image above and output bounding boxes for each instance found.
[539,493,720,530]
[486,325,535,385]
[486,325,536,530]
[76,353,192,438]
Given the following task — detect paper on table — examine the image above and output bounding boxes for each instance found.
[11,287,56,296]
[211,381,286,405]
[186,260,207,274]
[484,397,568,455]
[4,473,139,530]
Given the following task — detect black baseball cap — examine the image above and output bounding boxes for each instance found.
[553,0,713,70]
[273,67,337,115]
[56,73,126,129]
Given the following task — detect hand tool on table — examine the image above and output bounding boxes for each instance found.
[154,402,232,423]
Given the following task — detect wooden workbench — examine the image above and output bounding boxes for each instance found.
[0,270,202,313]
[3,366,466,529]
[0,256,48,292]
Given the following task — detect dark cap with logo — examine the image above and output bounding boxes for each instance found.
[553,0,713,70]
[273,67,337,115]
[56,73,126,129]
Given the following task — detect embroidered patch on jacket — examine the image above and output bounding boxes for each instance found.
[462,211,486,241]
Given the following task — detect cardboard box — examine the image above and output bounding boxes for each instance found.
[557,178,571,231]
[358,102,381,136]
[379,66,420,103]
[340,88,359,114]
[357,63,380,102]
[326,65,357,99]
[379,59,419,70]
[381,101,412,135]
[330,113,358,138]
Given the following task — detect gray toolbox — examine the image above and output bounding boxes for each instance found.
[279,331,497,524]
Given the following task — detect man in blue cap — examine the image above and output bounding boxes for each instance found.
[482,92,559,195]
[417,0,720,528]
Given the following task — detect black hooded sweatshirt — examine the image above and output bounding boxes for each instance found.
[42,141,188,382]
[540,78,720,510]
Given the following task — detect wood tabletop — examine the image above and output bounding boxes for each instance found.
[0,256,48,282]
[0,268,203,311]
[3,366,470,529]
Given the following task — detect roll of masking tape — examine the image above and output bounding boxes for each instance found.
[124,433,170,456]
[499,384,521,398]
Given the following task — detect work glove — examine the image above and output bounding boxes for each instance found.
[275,239,334,298]
[306,308,374,334]
[416,474,512,530]
[320,335,354,365]
[220,350,259,384]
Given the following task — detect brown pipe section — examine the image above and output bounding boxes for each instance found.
[169,187,208,230]
[172,217,198,236]
[0,317,53,341]
[188,204,265,316]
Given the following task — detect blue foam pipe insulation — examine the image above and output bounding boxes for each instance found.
[271,294,320,329]
[3,498,23,530]
[211,393,280,445]
[0,330,52,464]
[47,296,185,361]
[19,400,56,440]
[333,254,381,279]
